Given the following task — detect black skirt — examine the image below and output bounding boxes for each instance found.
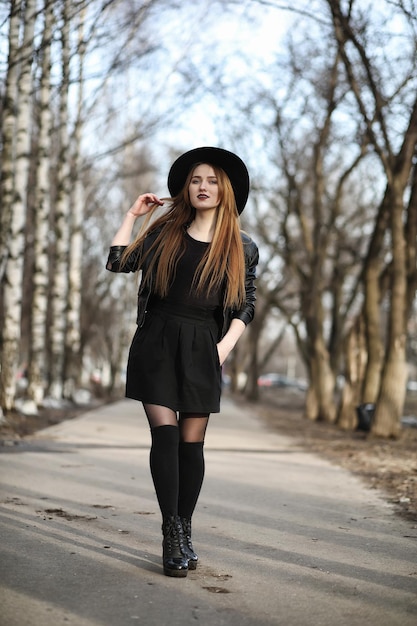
[125,300,222,413]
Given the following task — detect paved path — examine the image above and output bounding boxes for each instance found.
[0,397,416,626]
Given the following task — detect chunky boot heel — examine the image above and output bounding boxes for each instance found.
[180,517,198,570]
[162,516,189,577]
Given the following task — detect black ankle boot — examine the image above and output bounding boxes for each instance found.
[162,515,188,577]
[180,517,198,570]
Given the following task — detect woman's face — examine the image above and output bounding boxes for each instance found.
[188,164,219,211]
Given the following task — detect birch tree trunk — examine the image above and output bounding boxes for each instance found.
[0,0,23,420]
[64,5,86,398]
[27,0,54,406]
[0,0,22,285]
[48,0,71,400]
[0,0,37,411]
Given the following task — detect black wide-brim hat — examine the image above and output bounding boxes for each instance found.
[167,147,250,214]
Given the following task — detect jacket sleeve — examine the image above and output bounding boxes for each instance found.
[105,245,140,273]
[232,235,259,325]
[106,229,161,273]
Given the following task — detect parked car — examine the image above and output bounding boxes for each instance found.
[257,373,293,388]
[257,373,308,391]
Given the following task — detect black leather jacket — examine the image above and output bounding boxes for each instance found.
[106,228,259,339]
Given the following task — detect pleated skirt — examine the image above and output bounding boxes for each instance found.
[125,300,222,413]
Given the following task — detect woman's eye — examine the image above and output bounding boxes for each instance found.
[190,178,217,184]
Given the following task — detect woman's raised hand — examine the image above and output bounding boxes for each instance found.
[111,193,165,246]
[128,193,164,218]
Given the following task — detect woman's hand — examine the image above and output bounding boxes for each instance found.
[216,319,246,366]
[111,193,165,246]
[127,193,164,218]
[216,340,230,367]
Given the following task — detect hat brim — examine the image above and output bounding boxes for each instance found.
[167,147,249,214]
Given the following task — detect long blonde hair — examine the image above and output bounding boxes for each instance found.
[121,164,246,309]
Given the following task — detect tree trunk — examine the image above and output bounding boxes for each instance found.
[361,192,390,403]
[405,162,417,311]
[373,350,407,438]
[372,187,410,437]
[0,0,22,284]
[244,313,262,402]
[27,0,54,406]
[305,385,319,421]
[308,335,337,422]
[49,0,71,400]
[64,6,86,398]
[338,316,367,430]
[0,0,36,411]
[304,279,337,422]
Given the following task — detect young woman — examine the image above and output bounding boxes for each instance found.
[106,147,258,577]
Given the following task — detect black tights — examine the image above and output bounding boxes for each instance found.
[144,404,209,520]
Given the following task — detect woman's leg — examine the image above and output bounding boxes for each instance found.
[177,413,209,569]
[143,403,188,577]
[143,403,179,519]
[177,413,209,519]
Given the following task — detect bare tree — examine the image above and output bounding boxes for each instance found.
[327,0,417,436]
[246,42,369,423]
[224,0,417,437]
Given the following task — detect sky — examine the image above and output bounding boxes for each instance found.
[78,0,299,186]
[1,0,413,202]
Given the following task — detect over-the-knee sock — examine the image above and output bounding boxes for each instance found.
[178,441,205,519]
[150,425,179,519]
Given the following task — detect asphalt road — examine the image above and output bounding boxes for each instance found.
[0,396,416,626]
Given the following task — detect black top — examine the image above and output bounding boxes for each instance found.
[162,231,222,308]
